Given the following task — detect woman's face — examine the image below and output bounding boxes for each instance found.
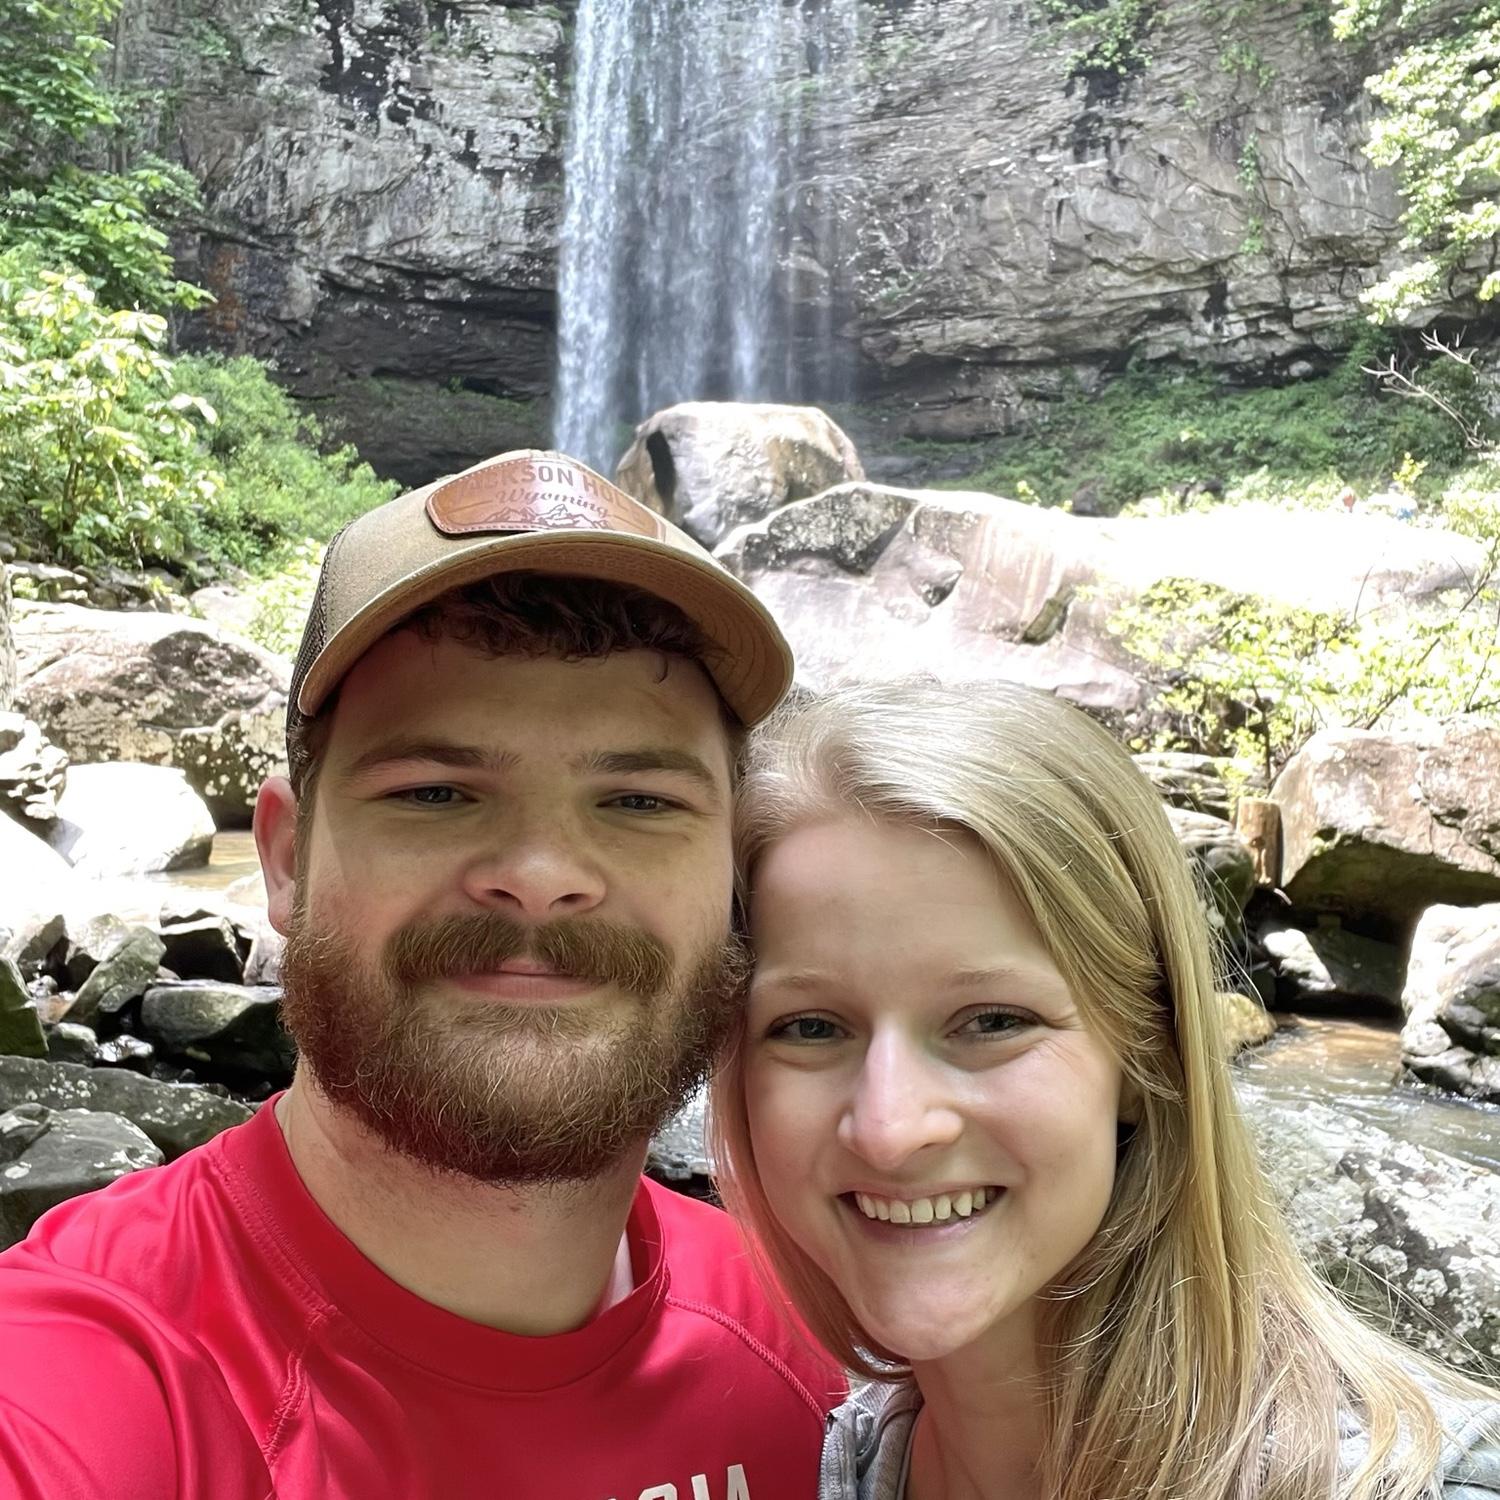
[743,816,1126,1367]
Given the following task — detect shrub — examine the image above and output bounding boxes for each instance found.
[0,249,221,567]
[172,354,398,570]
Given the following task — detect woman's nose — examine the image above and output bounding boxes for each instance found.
[836,1034,964,1173]
[459,808,607,920]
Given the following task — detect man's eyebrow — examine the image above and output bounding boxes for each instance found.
[578,748,725,798]
[339,739,514,779]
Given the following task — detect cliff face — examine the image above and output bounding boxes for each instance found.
[121,0,1448,470]
[119,0,568,476]
[806,0,1417,437]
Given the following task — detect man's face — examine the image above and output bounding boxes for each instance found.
[273,629,741,1186]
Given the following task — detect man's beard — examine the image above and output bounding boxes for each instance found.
[279,906,746,1187]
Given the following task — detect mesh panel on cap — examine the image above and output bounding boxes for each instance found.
[285,521,351,788]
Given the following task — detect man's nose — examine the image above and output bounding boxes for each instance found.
[459,807,607,920]
[836,1031,964,1173]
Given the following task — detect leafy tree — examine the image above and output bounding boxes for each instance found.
[0,249,221,567]
[0,0,204,311]
[1333,0,1500,320]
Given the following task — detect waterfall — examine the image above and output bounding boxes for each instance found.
[554,0,861,474]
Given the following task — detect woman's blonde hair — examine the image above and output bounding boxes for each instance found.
[710,678,1485,1500]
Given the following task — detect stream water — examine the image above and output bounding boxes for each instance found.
[164,841,1500,1177]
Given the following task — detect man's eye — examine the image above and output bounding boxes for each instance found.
[607,793,674,813]
[767,1014,843,1043]
[398,786,460,805]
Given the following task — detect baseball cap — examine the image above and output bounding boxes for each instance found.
[286,449,794,775]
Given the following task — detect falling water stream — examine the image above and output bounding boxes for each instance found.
[554,0,862,472]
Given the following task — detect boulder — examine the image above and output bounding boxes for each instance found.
[1132,752,1233,821]
[1259,921,1405,1015]
[0,1104,161,1249]
[1271,721,1500,930]
[139,982,293,1081]
[158,917,245,985]
[0,812,75,949]
[1249,1099,1500,1374]
[613,401,864,548]
[44,1022,99,1066]
[50,763,215,877]
[717,488,1481,728]
[12,602,291,826]
[0,712,68,827]
[1400,904,1500,1104]
[0,1055,252,1158]
[0,958,44,1058]
[1167,808,1254,940]
[69,927,167,1028]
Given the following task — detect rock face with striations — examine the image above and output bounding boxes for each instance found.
[12,603,291,827]
[110,0,1454,464]
[113,0,568,480]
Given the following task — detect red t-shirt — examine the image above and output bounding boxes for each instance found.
[0,1100,841,1500]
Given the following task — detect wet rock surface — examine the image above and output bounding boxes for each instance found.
[0,1104,162,1250]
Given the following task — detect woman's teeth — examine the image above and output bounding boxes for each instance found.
[851,1187,1001,1225]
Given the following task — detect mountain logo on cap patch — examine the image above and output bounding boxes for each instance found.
[426,454,665,541]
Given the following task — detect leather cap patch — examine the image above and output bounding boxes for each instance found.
[426,454,666,540]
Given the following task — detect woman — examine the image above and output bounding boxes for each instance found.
[711,679,1500,1500]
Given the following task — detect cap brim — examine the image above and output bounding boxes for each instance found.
[296,530,793,726]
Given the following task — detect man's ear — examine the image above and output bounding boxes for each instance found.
[254,775,300,937]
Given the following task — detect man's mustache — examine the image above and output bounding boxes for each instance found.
[385,913,674,998]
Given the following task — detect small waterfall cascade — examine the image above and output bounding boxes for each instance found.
[554,0,862,473]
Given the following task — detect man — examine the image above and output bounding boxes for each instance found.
[0,451,840,1499]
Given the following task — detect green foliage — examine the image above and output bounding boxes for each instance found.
[0,251,221,568]
[1037,0,1156,80]
[932,336,1478,512]
[0,160,207,312]
[0,0,120,167]
[243,543,323,657]
[1110,480,1500,774]
[172,354,398,571]
[1333,0,1500,319]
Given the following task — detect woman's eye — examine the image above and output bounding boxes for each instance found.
[767,1014,844,1043]
[955,1009,1029,1038]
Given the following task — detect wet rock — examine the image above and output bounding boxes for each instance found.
[1401,904,1500,1104]
[139,982,293,1081]
[1132,752,1233,821]
[0,958,45,1058]
[94,1035,155,1073]
[1250,1099,1500,1374]
[0,712,68,827]
[648,1090,711,1185]
[44,1022,98,1066]
[60,912,130,988]
[158,917,245,985]
[1167,808,1254,940]
[0,1055,251,1158]
[69,927,167,1028]
[50,763,215,877]
[615,401,864,547]
[1260,921,1405,1015]
[1271,720,1500,929]
[12,602,291,826]
[0,1104,161,1249]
